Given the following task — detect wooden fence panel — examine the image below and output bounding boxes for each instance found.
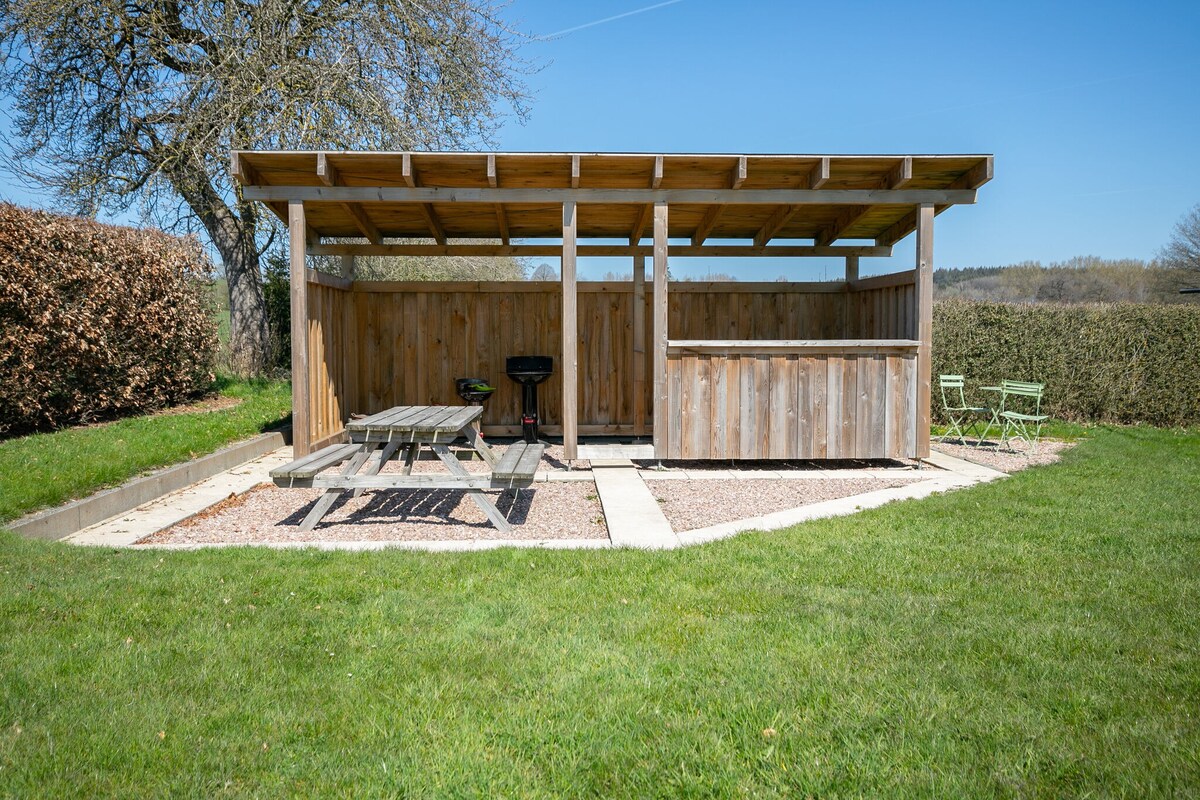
[303,277,918,452]
[665,346,918,460]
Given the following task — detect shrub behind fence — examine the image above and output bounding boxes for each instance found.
[0,204,218,435]
[933,299,1200,426]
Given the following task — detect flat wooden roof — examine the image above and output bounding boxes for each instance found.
[233,151,991,249]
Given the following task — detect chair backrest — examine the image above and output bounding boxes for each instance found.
[939,374,967,409]
[1001,380,1044,413]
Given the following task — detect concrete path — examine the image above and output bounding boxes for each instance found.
[65,447,294,547]
[590,459,678,549]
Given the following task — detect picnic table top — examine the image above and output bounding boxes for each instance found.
[346,405,482,434]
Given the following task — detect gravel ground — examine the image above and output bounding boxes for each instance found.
[932,438,1073,473]
[139,463,606,545]
[648,474,929,532]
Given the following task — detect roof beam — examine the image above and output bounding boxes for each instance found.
[230,151,261,187]
[318,152,381,244]
[691,205,724,247]
[948,156,993,189]
[885,157,913,189]
[731,156,747,189]
[875,209,919,247]
[242,186,977,205]
[401,153,447,244]
[316,152,338,186]
[630,204,653,245]
[815,205,872,247]
[808,157,830,189]
[753,205,801,247]
[570,155,580,189]
[309,243,893,258]
[489,154,508,243]
[651,155,663,189]
[343,202,382,244]
[495,205,510,245]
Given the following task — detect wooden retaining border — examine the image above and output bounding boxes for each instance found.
[6,431,289,541]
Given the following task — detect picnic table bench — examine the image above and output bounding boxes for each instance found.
[271,405,544,532]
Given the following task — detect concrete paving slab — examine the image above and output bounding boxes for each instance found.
[66,448,293,547]
[591,460,678,549]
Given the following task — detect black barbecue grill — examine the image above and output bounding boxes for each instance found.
[505,355,553,443]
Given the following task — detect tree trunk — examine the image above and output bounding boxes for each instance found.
[166,158,271,375]
[210,219,270,375]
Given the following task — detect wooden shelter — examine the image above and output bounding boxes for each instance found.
[232,151,992,461]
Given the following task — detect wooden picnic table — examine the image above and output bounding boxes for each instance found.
[271,405,544,533]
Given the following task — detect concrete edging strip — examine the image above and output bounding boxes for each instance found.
[7,431,289,541]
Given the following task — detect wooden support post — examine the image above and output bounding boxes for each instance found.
[915,204,934,459]
[288,200,311,457]
[845,255,859,287]
[652,202,669,458]
[339,254,355,280]
[633,254,646,437]
[562,201,579,460]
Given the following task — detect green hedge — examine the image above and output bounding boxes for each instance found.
[0,204,218,435]
[933,299,1200,426]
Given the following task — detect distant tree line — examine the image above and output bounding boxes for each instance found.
[933,256,1188,304]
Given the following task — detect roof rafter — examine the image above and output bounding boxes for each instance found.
[753,205,801,247]
[318,152,381,244]
[815,205,872,247]
[401,152,447,245]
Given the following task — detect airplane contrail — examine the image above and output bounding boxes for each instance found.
[535,0,685,40]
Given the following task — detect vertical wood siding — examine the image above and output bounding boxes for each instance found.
[303,277,917,455]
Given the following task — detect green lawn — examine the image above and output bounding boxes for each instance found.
[0,426,1196,796]
[0,378,290,523]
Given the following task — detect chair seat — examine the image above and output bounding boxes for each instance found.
[1000,411,1049,422]
[948,405,991,414]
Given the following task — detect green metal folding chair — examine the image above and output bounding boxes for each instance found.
[938,374,992,445]
[997,380,1050,453]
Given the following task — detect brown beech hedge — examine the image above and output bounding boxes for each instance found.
[0,203,217,435]
[933,299,1200,427]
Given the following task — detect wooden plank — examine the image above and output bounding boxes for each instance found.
[652,202,669,458]
[304,474,533,491]
[725,354,741,457]
[632,255,646,437]
[812,356,827,459]
[311,243,892,258]
[753,205,800,248]
[710,354,727,459]
[815,205,871,246]
[430,444,512,532]
[808,157,830,189]
[915,204,934,459]
[768,355,790,459]
[754,355,771,458]
[271,443,362,480]
[652,155,664,189]
[841,355,857,460]
[854,269,917,291]
[288,200,311,457]
[562,200,579,460]
[630,204,653,245]
[246,185,979,206]
[826,356,842,457]
[691,204,724,247]
[731,156,748,189]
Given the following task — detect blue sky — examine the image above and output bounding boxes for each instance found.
[495,0,1200,278]
[2,0,1197,280]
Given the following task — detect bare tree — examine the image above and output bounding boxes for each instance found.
[1160,204,1200,289]
[0,0,529,371]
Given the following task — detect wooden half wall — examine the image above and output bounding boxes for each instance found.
[300,271,918,453]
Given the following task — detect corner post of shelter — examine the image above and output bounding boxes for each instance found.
[562,201,578,460]
[288,199,311,458]
[632,254,646,438]
[651,202,669,458]
[915,203,935,459]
